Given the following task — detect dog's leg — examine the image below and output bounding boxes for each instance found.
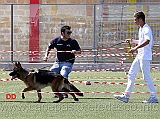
[37,89,42,102]
[22,87,36,99]
[62,88,79,101]
[52,88,64,103]
[50,77,65,103]
[64,79,84,96]
[53,93,64,103]
[51,87,64,103]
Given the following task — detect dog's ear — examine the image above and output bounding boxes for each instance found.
[15,62,18,66]
[17,62,22,68]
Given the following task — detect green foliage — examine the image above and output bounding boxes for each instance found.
[0,70,160,119]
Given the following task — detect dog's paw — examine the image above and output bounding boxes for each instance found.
[22,96,25,99]
[22,94,25,99]
[22,92,25,99]
[74,98,79,101]
[53,100,60,103]
[75,92,84,97]
[35,100,41,103]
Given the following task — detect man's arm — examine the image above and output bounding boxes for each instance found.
[71,49,81,54]
[43,48,51,62]
[128,39,150,53]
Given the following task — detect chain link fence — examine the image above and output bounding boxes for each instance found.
[0,3,159,65]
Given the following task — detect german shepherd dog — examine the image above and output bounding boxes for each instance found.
[9,62,83,103]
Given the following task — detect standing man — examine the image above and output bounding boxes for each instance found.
[114,11,158,103]
[43,25,81,97]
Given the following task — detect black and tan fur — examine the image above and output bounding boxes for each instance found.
[9,62,83,103]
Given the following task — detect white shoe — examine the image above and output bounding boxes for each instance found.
[114,94,129,103]
[142,97,158,103]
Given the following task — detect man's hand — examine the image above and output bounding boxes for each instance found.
[125,39,132,43]
[128,46,138,53]
[125,38,139,44]
[43,57,48,62]
[71,50,77,54]
[71,50,81,54]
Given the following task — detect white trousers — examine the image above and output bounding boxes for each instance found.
[125,57,157,98]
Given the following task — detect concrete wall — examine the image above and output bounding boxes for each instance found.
[0,1,97,62]
[0,0,99,4]
[0,0,159,64]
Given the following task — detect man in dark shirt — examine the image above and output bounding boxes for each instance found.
[43,26,81,97]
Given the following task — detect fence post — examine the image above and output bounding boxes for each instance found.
[93,4,97,63]
[11,4,13,63]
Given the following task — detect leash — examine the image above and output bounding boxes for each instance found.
[109,41,126,47]
[28,64,53,72]
[108,40,135,66]
[38,57,76,70]
[38,64,53,70]
[38,40,131,70]
[128,38,135,59]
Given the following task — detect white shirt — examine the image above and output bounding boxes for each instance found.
[137,24,154,60]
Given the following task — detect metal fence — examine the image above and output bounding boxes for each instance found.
[0,3,160,64]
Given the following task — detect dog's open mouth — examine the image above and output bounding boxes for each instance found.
[9,66,21,80]
[10,75,18,80]
[9,72,18,80]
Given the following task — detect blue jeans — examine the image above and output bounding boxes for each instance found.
[50,62,73,79]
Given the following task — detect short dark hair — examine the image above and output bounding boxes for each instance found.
[61,25,71,35]
[134,11,145,22]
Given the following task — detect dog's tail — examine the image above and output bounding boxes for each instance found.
[63,79,83,96]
